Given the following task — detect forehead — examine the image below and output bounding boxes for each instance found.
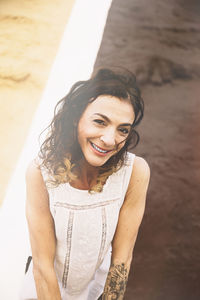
[82,95,135,123]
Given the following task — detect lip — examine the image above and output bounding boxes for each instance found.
[89,142,113,156]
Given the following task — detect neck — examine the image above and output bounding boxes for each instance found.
[74,158,99,188]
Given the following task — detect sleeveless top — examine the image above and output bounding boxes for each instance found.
[20,152,135,300]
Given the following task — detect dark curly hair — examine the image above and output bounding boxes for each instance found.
[38,67,144,192]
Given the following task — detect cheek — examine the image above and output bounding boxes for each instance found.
[78,119,99,139]
[77,122,93,143]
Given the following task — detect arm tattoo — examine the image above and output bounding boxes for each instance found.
[101,263,128,300]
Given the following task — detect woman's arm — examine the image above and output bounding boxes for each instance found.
[26,160,61,300]
[101,156,150,299]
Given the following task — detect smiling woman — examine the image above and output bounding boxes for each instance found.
[77,95,135,167]
[38,68,144,193]
[21,68,150,300]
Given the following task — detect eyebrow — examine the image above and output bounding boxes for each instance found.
[93,113,132,127]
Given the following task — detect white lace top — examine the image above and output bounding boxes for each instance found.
[20,152,135,300]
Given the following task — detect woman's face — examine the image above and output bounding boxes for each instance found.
[77,95,135,167]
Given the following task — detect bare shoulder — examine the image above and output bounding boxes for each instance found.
[26,158,46,187]
[125,155,150,204]
[26,158,41,179]
[25,158,49,208]
[131,155,150,181]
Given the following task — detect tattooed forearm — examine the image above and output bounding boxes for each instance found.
[101,263,128,300]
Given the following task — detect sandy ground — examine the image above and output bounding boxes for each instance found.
[0,0,74,205]
[94,0,200,299]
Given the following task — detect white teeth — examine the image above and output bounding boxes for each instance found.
[91,143,108,153]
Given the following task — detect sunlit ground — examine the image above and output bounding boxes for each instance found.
[0,0,74,205]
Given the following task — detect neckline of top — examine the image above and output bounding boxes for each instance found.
[65,153,133,193]
[67,182,90,193]
[66,173,112,193]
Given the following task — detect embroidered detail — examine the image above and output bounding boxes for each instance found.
[62,211,74,288]
[53,205,56,217]
[54,199,118,211]
[96,207,107,269]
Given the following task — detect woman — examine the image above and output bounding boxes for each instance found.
[21,68,150,300]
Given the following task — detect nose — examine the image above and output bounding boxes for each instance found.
[100,128,116,147]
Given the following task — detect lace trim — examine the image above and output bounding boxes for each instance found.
[54,198,119,211]
[62,211,74,288]
[96,207,107,269]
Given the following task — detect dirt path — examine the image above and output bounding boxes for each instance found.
[94,0,200,299]
[0,0,74,204]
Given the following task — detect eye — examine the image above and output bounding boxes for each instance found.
[119,128,129,135]
[93,119,106,125]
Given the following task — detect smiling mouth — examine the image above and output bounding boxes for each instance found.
[90,142,113,154]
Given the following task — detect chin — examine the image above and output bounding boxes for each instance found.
[83,150,113,167]
[86,157,109,167]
